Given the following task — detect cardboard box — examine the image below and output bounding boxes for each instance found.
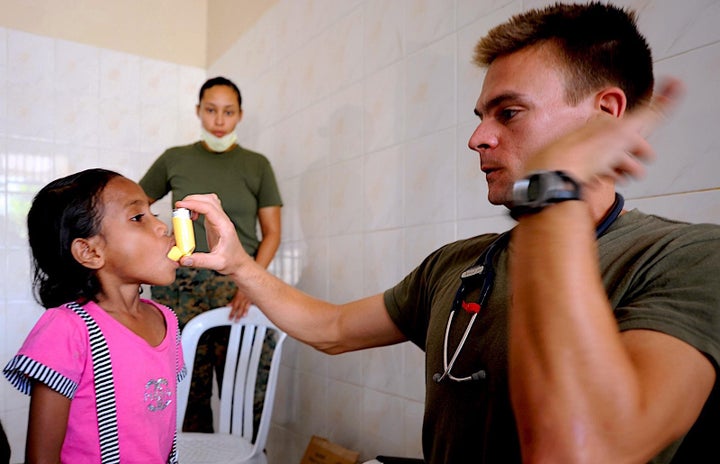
[300,435,360,464]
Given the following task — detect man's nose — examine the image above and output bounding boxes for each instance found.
[468,122,498,153]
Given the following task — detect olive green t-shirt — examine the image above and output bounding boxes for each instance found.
[384,209,720,464]
[139,142,282,255]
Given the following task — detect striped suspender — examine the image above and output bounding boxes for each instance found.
[66,302,121,464]
[67,302,179,464]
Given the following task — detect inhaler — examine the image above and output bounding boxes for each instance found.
[167,208,195,261]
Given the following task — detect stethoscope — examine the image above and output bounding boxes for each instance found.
[433,193,625,384]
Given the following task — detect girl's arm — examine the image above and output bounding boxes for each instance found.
[26,382,70,464]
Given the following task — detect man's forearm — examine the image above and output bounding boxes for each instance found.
[509,201,643,462]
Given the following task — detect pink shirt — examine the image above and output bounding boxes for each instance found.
[3,300,186,463]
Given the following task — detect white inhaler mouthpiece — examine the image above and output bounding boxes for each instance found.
[168,208,195,261]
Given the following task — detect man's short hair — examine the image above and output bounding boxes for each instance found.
[474,2,654,109]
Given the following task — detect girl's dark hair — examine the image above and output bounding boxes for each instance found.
[27,168,122,308]
[199,76,242,108]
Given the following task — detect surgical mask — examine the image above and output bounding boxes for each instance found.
[201,127,237,152]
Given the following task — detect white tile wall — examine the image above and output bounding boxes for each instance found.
[0,26,205,462]
[208,0,720,462]
[2,0,719,463]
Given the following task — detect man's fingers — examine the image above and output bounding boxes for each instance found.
[653,78,685,115]
[630,77,685,138]
[179,252,212,269]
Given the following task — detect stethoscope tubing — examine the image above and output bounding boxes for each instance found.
[434,194,625,384]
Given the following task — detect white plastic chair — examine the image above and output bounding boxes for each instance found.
[177,305,287,464]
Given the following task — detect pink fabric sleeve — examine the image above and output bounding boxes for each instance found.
[3,307,88,397]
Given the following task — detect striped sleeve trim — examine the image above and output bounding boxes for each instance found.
[2,354,78,398]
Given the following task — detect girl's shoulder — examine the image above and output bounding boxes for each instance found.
[32,303,91,337]
[21,303,93,357]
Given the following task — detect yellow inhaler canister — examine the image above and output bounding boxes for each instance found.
[167,208,195,261]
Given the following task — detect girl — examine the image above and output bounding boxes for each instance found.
[3,168,185,463]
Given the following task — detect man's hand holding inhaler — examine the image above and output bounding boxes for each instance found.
[175,194,255,283]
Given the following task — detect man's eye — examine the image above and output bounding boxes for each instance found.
[498,108,519,122]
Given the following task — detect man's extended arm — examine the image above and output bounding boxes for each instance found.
[175,194,407,354]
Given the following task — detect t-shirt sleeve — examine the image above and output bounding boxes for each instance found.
[256,158,283,208]
[383,252,446,351]
[139,151,171,201]
[615,223,720,371]
[2,308,87,398]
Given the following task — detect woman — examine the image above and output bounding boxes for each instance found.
[139,76,282,433]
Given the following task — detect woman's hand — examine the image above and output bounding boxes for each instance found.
[228,289,252,321]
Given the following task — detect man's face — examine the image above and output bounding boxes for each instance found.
[468,44,596,206]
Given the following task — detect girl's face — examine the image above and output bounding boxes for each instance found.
[94,177,177,287]
[196,85,242,137]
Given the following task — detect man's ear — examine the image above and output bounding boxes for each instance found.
[596,87,627,118]
[70,237,105,270]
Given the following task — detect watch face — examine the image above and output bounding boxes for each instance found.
[511,170,581,218]
[527,176,541,202]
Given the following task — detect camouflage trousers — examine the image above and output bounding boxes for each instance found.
[151,267,276,438]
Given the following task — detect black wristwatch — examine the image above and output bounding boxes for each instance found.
[510,170,582,219]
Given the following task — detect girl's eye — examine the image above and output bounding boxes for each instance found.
[131,214,145,222]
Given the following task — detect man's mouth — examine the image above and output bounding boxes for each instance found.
[483,167,499,178]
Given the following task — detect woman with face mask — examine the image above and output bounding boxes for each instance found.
[139,76,283,435]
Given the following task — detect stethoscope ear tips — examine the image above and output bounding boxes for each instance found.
[432,373,443,383]
[471,370,487,381]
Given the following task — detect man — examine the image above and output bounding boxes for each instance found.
[176,3,720,463]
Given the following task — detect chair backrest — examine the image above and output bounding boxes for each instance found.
[177,305,287,455]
